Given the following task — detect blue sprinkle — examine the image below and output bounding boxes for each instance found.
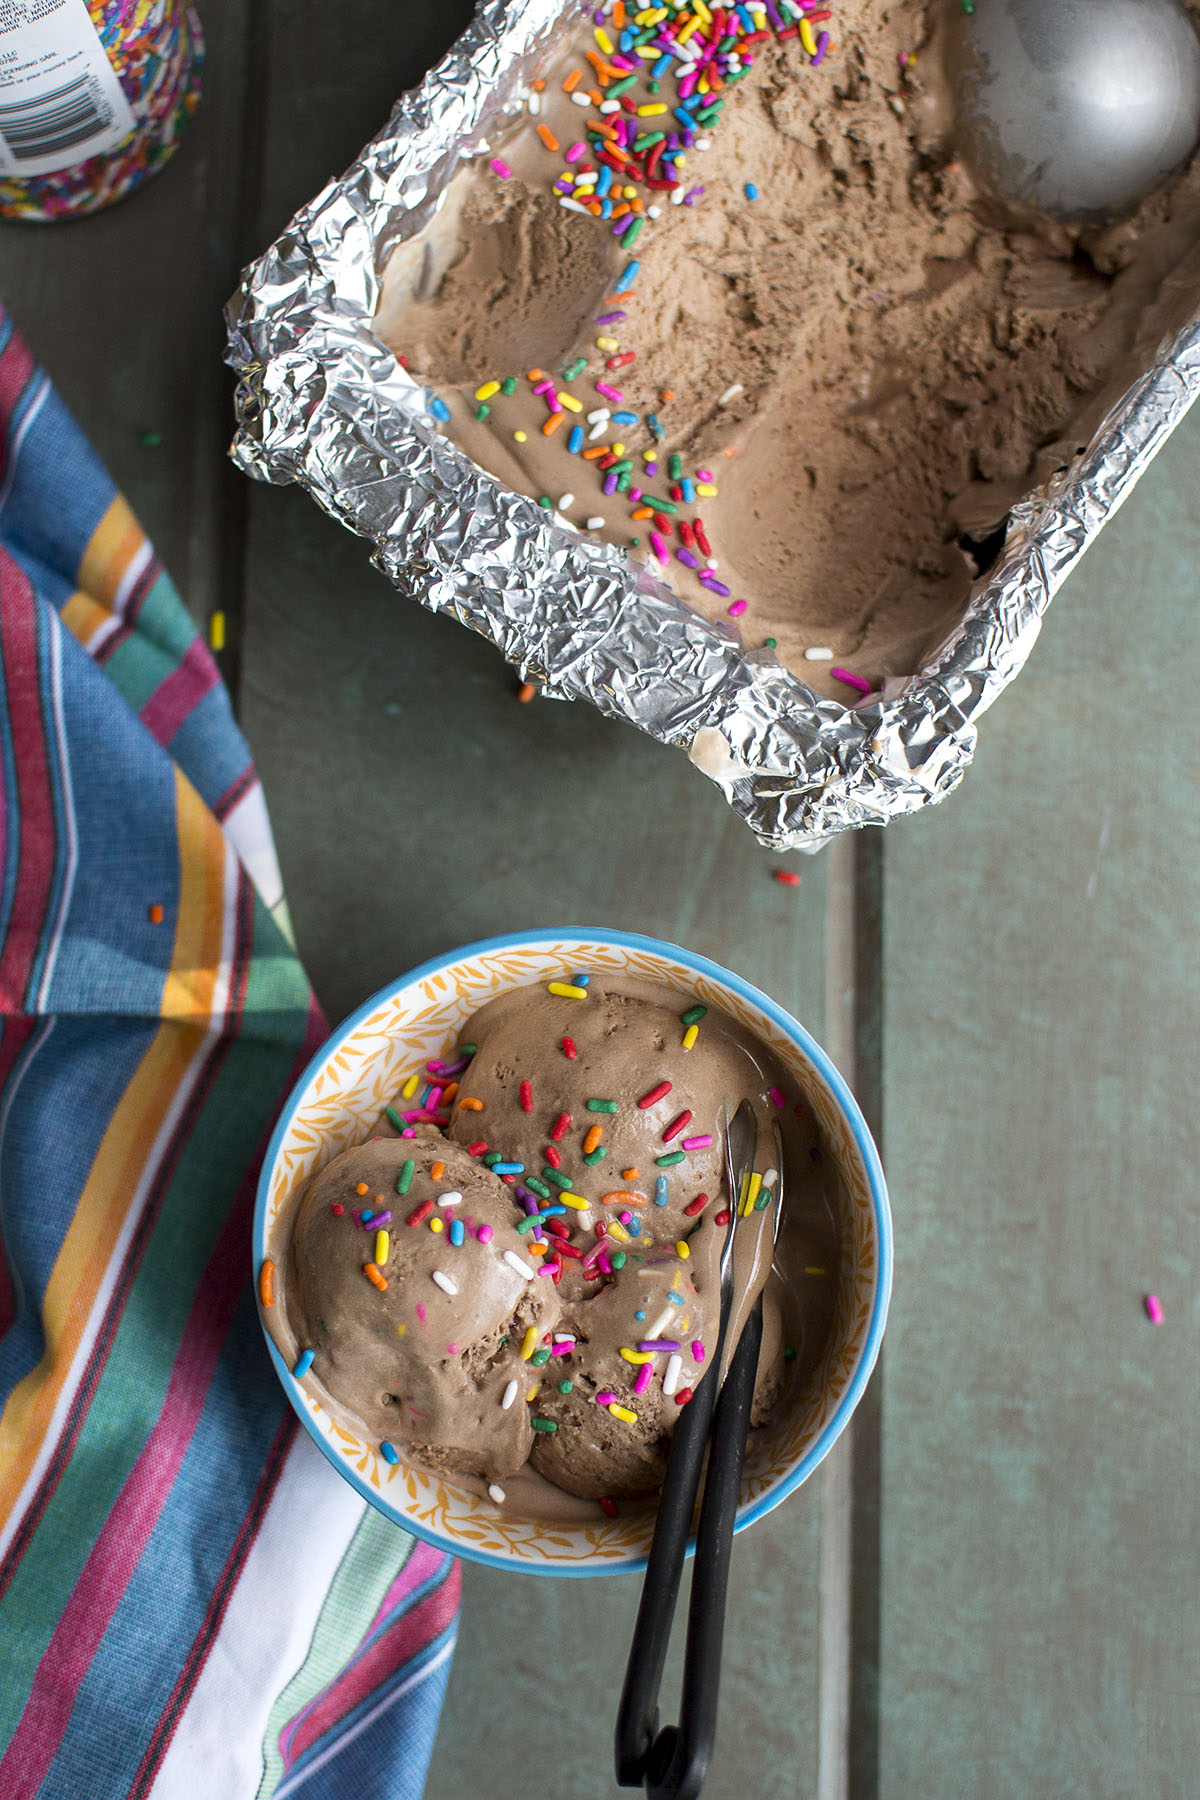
[538,1203,567,1218]
[635,1310,646,1322]
[615,260,640,293]
[600,198,613,219]
[568,424,584,454]
[736,5,756,30]
[673,108,696,130]
[380,1441,400,1466]
[668,1290,683,1305]
[744,182,759,201]
[612,411,638,426]
[648,414,665,441]
[619,27,633,50]
[653,54,674,77]
[361,1209,374,1225]
[596,165,613,198]
[450,1218,465,1246]
[293,1349,315,1378]
[571,973,591,986]
[492,1161,525,1174]
[421,1084,435,1107]
[428,395,450,422]
[680,477,696,504]
[655,1176,669,1206]
[629,1218,642,1237]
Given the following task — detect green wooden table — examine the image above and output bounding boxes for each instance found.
[3,5,1197,1793]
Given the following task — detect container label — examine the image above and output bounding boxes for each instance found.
[0,0,136,178]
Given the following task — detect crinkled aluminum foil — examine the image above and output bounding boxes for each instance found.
[225,0,1200,852]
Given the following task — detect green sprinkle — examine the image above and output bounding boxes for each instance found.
[784,1345,797,1362]
[588,1099,619,1113]
[647,79,660,93]
[385,1105,406,1132]
[397,1159,415,1195]
[530,1347,551,1366]
[668,453,683,481]
[483,1152,503,1167]
[610,1251,627,1270]
[656,1151,687,1167]
[457,1044,477,1056]
[558,1379,574,1394]
[765,637,778,648]
[537,495,553,510]
[530,1417,559,1432]
[646,496,678,514]
[608,459,634,475]
[681,1005,707,1026]
[475,404,490,420]
[138,430,163,448]
[754,1189,772,1210]
[543,1168,573,1190]
[630,537,640,546]
[622,216,645,249]
[584,1147,608,1165]
[633,132,665,154]
[616,471,632,492]
[526,1176,552,1199]
[605,73,639,98]
[500,378,517,396]
[516,1216,542,1234]
[563,356,587,381]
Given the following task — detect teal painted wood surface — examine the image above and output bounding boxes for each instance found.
[1,2,1197,1794]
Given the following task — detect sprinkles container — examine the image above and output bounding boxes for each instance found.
[0,0,203,222]
[252,930,891,1575]
[225,0,1200,850]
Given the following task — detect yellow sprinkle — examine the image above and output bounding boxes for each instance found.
[548,982,588,999]
[475,380,500,400]
[527,1385,539,1402]
[208,611,225,651]
[514,430,528,442]
[693,0,712,19]
[374,1229,390,1265]
[402,1071,421,1099]
[641,449,657,462]
[695,482,718,497]
[609,1403,638,1423]
[682,1024,699,1051]
[429,1216,444,1233]
[560,393,583,413]
[676,14,701,42]
[607,1220,631,1242]
[559,1191,591,1211]
[396,1322,407,1336]
[620,1348,653,1364]
[594,25,614,51]
[521,1325,538,1360]
[595,336,619,352]
[805,1265,828,1276]
[800,17,817,54]
[675,1240,690,1259]
[635,45,661,60]
[637,102,668,115]
[737,1171,752,1213]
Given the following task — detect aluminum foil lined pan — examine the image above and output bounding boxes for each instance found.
[224,0,1200,853]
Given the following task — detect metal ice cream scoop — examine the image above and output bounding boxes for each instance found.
[946,0,1200,222]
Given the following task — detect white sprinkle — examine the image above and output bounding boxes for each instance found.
[528,91,541,115]
[671,187,685,205]
[488,1482,507,1503]
[553,1333,577,1344]
[761,1167,779,1188]
[577,1211,593,1233]
[599,98,621,113]
[558,492,575,511]
[705,557,719,570]
[559,198,592,215]
[804,646,835,661]
[501,1378,519,1410]
[570,90,592,107]
[586,516,606,530]
[431,1270,458,1296]
[663,1353,683,1397]
[695,136,711,150]
[586,408,610,424]
[504,1250,535,1281]
[717,383,744,407]
[647,1304,676,1340]
[437,1190,463,1207]
[647,205,662,218]
[587,420,609,441]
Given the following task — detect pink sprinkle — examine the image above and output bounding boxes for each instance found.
[426,1086,443,1110]
[490,158,512,178]
[598,1252,613,1275]
[477,1223,494,1244]
[565,141,586,163]
[633,1363,654,1396]
[533,379,555,394]
[550,1340,575,1356]
[696,468,713,481]
[727,599,748,618]
[831,666,873,695]
[416,1303,427,1324]
[619,1209,633,1225]
[595,382,624,403]
[1145,1293,1165,1324]
[596,1391,618,1407]
[769,1086,786,1107]
[692,1340,706,1363]
[649,530,670,565]
[537,1259,557,1277]
[681,1134,713,1151]
[447,1342,460,1355]
[402,1128,416,1138]
[426,1059,445,1074]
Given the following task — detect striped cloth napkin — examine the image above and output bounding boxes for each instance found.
[0,307,459,1799]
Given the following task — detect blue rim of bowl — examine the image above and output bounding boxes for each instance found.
[253,927,892,1576]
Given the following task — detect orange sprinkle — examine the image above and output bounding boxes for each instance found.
[586,201,603,215]
[588,120,619,141]
[629,197,644,213]
[609,204,630,221]
[622,1168,641,1180]
[459,1098,484,1112]
[660,389,675,403]
[536,123,560,152]
[527,368,545,381]
[543,413,565,437]
[442,1081,459,1104]
[518,682,537,703]
[631,507,654,520]
[582,445,611,460]
[563,68,582,92]
[364,1262,388,1291]
[431,1160,445,1180]
[527,1239,549,1256]
[258,1259,275,1308]
[356,1182,369,1195]
[148,903,164,924]
[602,1191,648,1208]
[532,77,546,90]
[585,50,612,81]
[583,1124,603,1154]
[614,0,625,25]
[588,87,603,104]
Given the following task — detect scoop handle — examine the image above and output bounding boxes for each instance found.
[645,1302,763,1800]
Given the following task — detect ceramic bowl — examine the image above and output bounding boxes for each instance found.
[253,928,891,1575]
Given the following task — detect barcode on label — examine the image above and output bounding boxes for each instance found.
[0,72,108,164]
